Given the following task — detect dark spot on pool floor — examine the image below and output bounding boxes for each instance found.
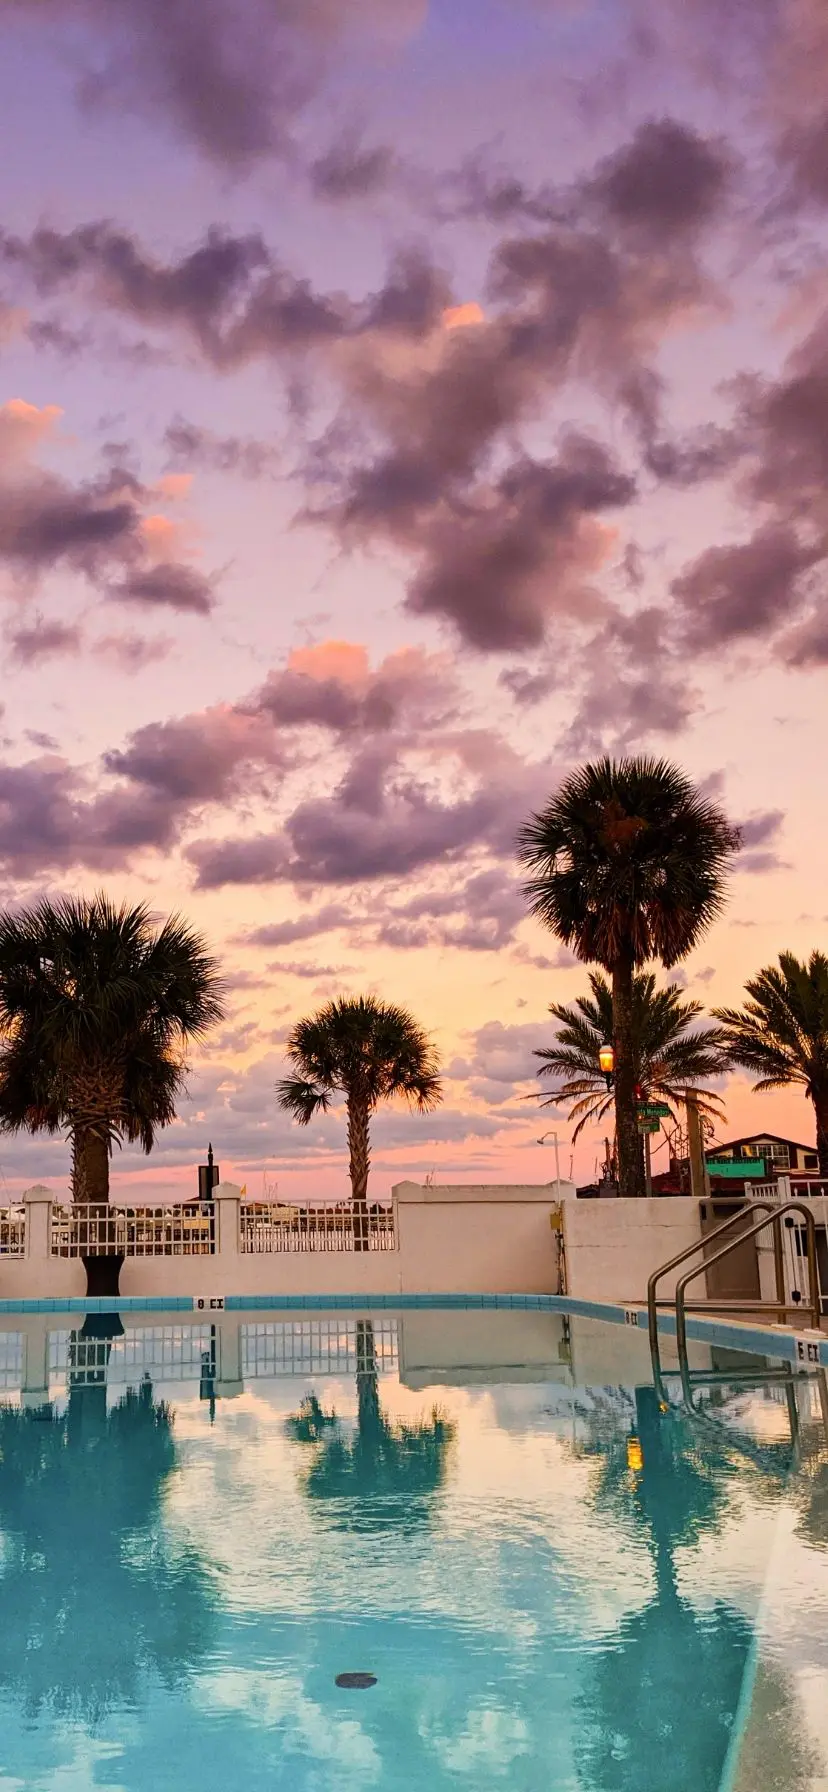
[335,1673,377,1689]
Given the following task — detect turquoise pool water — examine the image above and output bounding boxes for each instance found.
[0,1307,825,1791]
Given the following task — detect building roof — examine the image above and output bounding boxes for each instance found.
[706,1132,815,1156]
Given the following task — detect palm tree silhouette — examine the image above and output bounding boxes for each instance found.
[0,892,224,1203]
[277,995,442,1248]
[535,970,728,1142]
[518,756,738,1196]
[714,950,828,1174]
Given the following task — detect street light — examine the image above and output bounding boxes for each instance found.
[598,1042,615,1089]
[536,1130,562,1184]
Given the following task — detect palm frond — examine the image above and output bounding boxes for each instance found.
[534,968,728,1139]
[276,1077,331,1126]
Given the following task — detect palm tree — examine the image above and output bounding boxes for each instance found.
[535,971,728,1148]
[277,995,442,1248]
[518,757,739,1197]
[0,892,225,1203]
[713,951,828,1175]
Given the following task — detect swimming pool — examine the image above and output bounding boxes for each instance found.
[0,1305,825,1791]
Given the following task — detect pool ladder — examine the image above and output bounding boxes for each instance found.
[647,1199,823,1407]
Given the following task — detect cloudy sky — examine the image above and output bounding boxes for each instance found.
[0,0,827,1197]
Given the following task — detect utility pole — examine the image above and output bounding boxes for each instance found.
[686,1095,709,1202]
[644,1130,653,1198]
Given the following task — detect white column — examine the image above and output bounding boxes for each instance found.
[215,1181,241,1265]
[23,1184,53,1272]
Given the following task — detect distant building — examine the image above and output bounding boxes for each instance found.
[705,1132,820,1179]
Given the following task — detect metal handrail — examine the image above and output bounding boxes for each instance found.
[675,1200,821,1406]
[647,1201,774,1364]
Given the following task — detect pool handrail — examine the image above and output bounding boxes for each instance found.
[673,1200,821,1401]
[646,1200,775,1369]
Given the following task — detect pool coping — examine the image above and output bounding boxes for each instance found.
[0,1291,824,1365]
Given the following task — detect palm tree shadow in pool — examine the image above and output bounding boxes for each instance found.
[286,1319,455,1532]
[0,1317,217,1721]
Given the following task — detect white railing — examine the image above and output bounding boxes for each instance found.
[0,1209,25,1256]
[50,1202,215,1257]
[753,1177,828,1203]
[239,1200,396,1253]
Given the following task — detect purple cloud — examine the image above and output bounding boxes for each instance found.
[7,618,83,664]
[108,562,216,614]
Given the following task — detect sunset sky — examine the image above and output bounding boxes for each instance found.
[1,0,827,1199]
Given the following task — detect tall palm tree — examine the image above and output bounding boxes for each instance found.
[518,757,739,1197]
[277,995,442,1248]
[535,971,728,1145]
[713,951,828,1175]
[0,893,225,1202]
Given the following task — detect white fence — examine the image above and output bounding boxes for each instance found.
[0,1180,569,1299]
[45,1199,397,1257]
[239,1200,396,1253]
[0,1210,25,1256]
[51,1202,216,1257]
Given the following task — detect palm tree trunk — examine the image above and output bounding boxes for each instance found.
[612,952,645,1198]
[347,1093,371,1252]
[72,1129,110,1205]
[814,1093,828,1179]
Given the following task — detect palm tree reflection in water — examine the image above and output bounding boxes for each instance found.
[287,1320,455,1531]
[0,1316,215,1720]
[575,1387,757,1792]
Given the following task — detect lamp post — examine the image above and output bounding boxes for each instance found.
[537,1130,562,1185]
[599,1042,615,1090]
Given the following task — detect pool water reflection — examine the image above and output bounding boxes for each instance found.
[0,1307,824,1792]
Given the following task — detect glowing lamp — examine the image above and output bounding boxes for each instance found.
[627,1436,643,1473]
[599,1043,615,1088]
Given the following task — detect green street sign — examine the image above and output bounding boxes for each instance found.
[637,1102,671,1119]
[638,1119,661,1134]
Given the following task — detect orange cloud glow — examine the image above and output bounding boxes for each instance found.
[286,640,370,683]
[0,398,63,466]
[155,472,194,501]
[442,302,486,330]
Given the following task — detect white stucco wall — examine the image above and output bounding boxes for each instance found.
[0,1181,569,1301]
[0,1182,733,1307]
[561,1196,703,1304]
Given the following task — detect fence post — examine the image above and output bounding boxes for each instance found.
[215,1181,241,1269]
[23,1185,52,1273]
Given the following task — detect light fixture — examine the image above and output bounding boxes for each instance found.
[598,1042,615,1089]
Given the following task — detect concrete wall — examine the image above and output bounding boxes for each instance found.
[561,1195,703,1303]
[10,1181,783,1309]
[0,1180,569,1301]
